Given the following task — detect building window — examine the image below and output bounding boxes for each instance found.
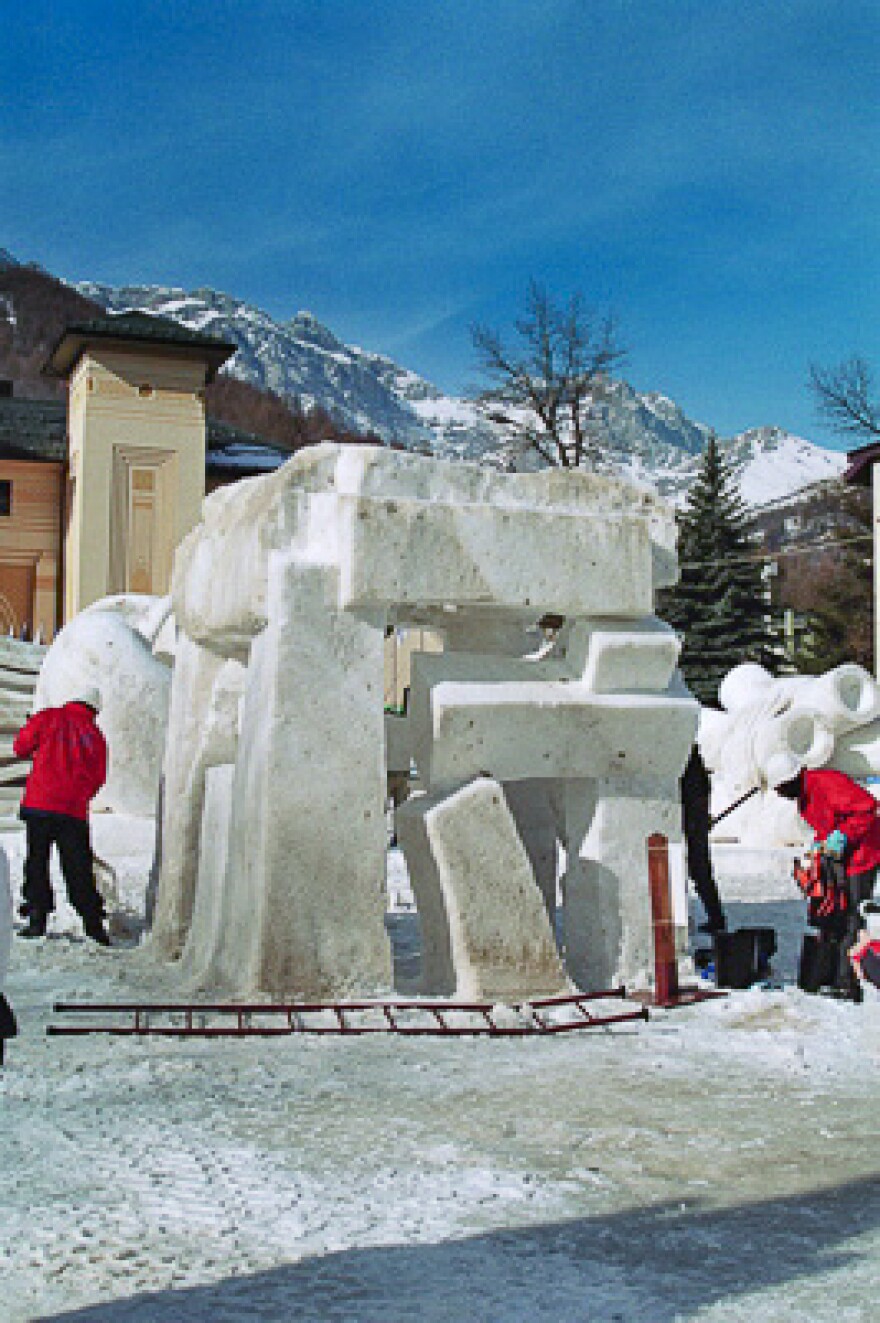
[0,481,12,516]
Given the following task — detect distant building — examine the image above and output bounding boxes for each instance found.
[0,312,290,640]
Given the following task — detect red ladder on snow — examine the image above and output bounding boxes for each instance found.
[47,989,649,1038]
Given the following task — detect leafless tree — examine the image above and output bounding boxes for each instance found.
[809,355,880,442]
[471,281,624,468]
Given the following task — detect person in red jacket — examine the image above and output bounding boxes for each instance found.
[14,684,110,945]
[777,767,880,999]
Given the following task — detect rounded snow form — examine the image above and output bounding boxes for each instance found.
[701,661,880,847]
[34,601,172,817]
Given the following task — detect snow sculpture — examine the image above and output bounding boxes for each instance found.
[701,662,880,845]
[34,600,173,816]
[153,443,698,998]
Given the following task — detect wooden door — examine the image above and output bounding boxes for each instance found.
[0,562,35,637]
[110,449,176,597]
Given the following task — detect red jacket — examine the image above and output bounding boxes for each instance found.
[799,769,880,877]
[14,703,107,821]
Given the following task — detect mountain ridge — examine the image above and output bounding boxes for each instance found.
[76,278,847,507]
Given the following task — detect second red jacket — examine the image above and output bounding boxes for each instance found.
[799,768,880,877]
[14,703,107,821]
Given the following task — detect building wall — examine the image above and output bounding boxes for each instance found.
[0,458,62,640]
[383,627,443,709]
[65,348,207,617]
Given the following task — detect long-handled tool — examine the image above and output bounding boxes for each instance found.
[710,784,759,830]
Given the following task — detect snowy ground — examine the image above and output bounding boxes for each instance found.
[2,821,880,1322]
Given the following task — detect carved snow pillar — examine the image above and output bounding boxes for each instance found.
[207,552,391,998]
[152,635,225,956]
[563,775,682,991]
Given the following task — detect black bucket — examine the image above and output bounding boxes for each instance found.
[714,927,777,989]
[797,933,841,993]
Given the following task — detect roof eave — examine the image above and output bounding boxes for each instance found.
[45,331,236,381]
[843,442,880,488]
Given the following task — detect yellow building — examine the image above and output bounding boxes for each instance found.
[0,312,288,640]
[47,311,237,618]
[0,311,441,709]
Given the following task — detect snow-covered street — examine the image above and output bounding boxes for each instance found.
[2,830,879,1322]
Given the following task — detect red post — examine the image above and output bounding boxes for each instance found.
[648,832,679,1007]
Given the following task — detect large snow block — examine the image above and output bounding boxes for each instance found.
[335,494,653,617]
[564,618,681,693]
[396,778,568,1000]
[411,671,698,790]
[199,555,391,999]
[172,443,679,648]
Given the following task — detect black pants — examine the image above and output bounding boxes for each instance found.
[680,749,725,926]
[801,864,876,996]
[22,813,104,926]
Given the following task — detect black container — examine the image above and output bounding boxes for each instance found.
[714,927,777,989]
[797,933,840,993]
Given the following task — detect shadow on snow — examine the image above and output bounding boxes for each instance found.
[45,1174,880,1322]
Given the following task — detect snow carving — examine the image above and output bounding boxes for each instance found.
[152,443,698,998]
[701,662,880,845]
[34,600,173,816]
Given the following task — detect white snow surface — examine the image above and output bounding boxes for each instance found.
[735,430,847,507]
[2,823,879,1322]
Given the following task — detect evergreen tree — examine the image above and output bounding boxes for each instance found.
[792,545,873,674]
[657,433,773,704]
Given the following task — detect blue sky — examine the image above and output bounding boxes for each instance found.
[2,0,878,445]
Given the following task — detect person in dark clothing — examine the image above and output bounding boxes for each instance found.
[680,745,726,935]
[777,767,880,999]
[15,685,110,945]
[0,993,16,1065]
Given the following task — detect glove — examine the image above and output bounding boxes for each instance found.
[824,830,848,860]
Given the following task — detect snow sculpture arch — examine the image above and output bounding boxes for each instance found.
[152,444,698,999]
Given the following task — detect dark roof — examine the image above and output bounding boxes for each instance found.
[0,396,66,461]
[0,393,290,475]
[206,418,292,476]
[46,310,237,381]
[843,442,880,488]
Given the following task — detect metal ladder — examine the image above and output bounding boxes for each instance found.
[48,988,650,1039]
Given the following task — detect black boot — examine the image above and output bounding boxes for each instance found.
[18,912,47,939]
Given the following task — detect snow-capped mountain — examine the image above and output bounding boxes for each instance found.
[77,280,846,507]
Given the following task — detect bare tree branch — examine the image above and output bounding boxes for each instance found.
[470,282,625,470]
[809,356,880,442]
